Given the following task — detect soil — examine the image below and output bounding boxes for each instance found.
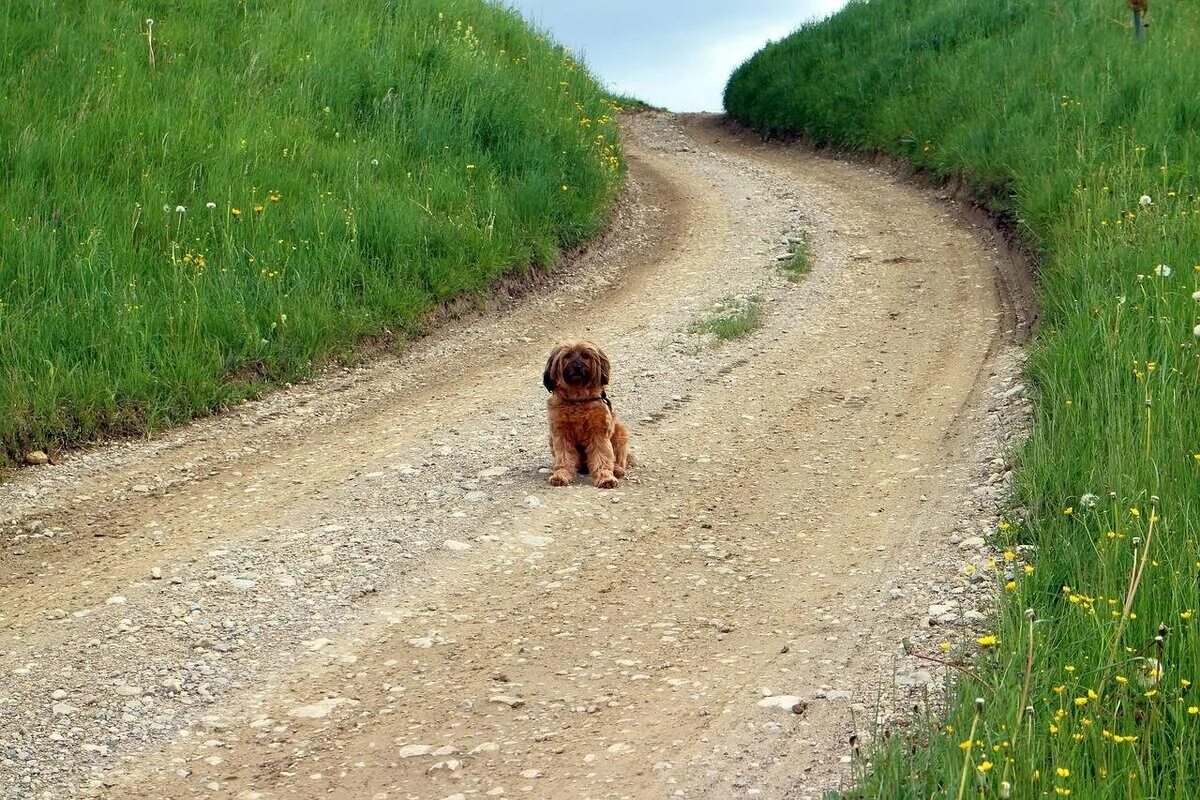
[0,113,1032,800]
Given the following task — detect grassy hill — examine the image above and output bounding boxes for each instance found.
[728,1,1200,797]
[0,0,624,463]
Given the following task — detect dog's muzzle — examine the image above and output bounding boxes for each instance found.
[563,360,590,385]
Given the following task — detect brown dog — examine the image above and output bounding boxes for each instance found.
[542,340,631,488]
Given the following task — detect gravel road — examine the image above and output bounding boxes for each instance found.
[0,113,1033,799]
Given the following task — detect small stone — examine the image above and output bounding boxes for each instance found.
[523,495,543,508]
[607,742,634,755]
[150,567,163,580]
[825,690,853,701]
[25,450,49,466]
[397,745,432,758]
[113,685,143,697]
[287,697,354,719]
[489,695,525,709]
[52,702,78,716]
[51,689,68,701]
[105,595,127,605]
[476,466,509,479]
[427,759,461,774]
[756,695,802,710]
[519,769,543,779]
[431,745,458,757]
[443,540,472,552]
[468,742,500,755]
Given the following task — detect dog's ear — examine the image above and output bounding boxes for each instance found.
[597,348,611,387]
[543,346,562,393]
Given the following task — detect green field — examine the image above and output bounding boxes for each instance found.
[727,1,1200,797]
[0,0,624,464]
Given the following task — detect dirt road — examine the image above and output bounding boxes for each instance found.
[0,113,1031,799]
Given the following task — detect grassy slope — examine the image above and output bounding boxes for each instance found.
[0,0,623,462]
[728,1,1200,797]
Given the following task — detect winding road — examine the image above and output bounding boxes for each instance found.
[0,113,1031,799]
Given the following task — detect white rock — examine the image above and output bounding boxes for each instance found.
[105,595,127,605]
[476,466,509,479]
[150,567,163,580]
[428,759,461,773]
[397,744,432,758]
[52,702,78,716]
[443,540,472,552]
[519,768,543,779]
[287,697,354,718]
[489,695,525,709]
[756,695,802,710]
[51,689,68,700]
[523,495,543,508]
[607,742,634,755]
[468,742,500,755]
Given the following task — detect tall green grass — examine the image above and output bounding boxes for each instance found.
[728,1,1200,797]
[0,0,624,462]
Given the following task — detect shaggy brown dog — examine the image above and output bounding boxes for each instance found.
[542,340,631,488]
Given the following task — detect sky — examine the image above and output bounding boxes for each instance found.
[503,0,849,112]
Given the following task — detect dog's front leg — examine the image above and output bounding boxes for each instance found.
[585,437,618,489]
[549,431,578,486]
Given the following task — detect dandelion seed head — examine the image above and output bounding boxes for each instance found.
[1154,264,1172,277]
[1139,195,1152,206]
[1080,492,1099,508]
[206,202,217,210]
[175,205,186,214]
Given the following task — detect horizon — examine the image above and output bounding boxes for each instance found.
[502,0,849,112]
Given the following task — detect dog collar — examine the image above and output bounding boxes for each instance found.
[560,391,613,411]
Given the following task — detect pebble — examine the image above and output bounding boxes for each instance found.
[443,539,472,552]
[489,695,525,709]
[397,744,432,758]
[287,697,353,719]
[519,769,543,779]
[51,689,68,700]
[756,695,802,710]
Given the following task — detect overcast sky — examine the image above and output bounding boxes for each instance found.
[503,0,848,112]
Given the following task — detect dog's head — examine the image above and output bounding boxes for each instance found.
[543,340,611,396]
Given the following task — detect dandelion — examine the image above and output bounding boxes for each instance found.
[253,204,265,214]
[978,760,994,773]
[1193,290,1200,302]
[1154,264,1172,277]
[1193,323,1200,338]
[206,202,217,210]
[1138,657,1163,686]
[175,205,186,214]
[231,208,242,218]
[465,164,476,171]
[976,634,999,647]
[1189,706,1198,715]
[1139,195,1152,206]
[1080,493,1099,508]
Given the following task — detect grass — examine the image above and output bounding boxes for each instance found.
[0,0,624,465]
[689,295,763,342]
[727,1,1200,797]
[780,233,811,282]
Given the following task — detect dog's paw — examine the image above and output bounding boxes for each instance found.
[549,471,574,487]
[594,474,618,489]
[613,466,626,479]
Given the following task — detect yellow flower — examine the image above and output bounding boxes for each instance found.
[1182,609,1194,620]
[1005,581,1017,592]
[978,760,994,773]
[231,208,242,218]
[1024,564,1035,574]
[1115,675,1128,685]
[465,164,476,171]
[1002,550,1015,561]
[1063,507,1074,516]
[253,204,264,214]
[939,642,951,653]
[1074,696,1089,707]
[959,739,973,751]
[1188,706,1198,715]
[1054,788,1072,796]
[977,634,999,647]
[1056,767,1070,778]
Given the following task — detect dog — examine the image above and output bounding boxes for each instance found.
[542,340,631,488]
